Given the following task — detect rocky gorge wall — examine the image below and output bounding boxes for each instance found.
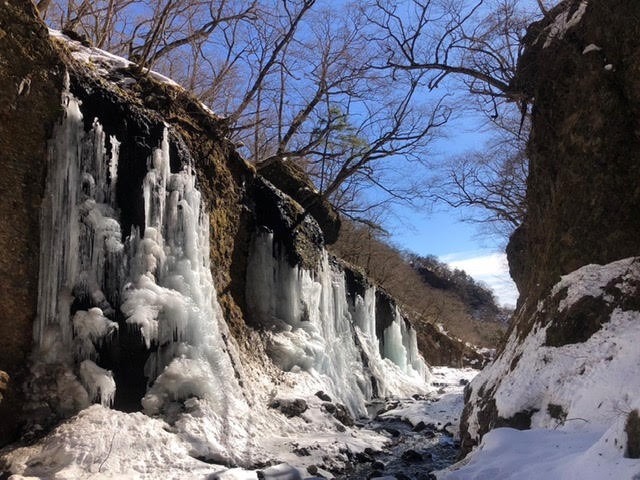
[507,0,640,308]
[0,0,64,443]
[461,0,640,455]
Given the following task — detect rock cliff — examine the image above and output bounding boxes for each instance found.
[0,0,64,444]
[461,0,640,456]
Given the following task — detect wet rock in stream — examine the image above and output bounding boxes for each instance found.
[334,414,461,479]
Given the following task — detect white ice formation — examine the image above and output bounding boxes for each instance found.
[35,76,123,407]
[28,69,430,466]
[246,232,429,416]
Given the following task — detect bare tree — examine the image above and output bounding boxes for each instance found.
[430,112,529,238]
[364,0,546,237]
[368,0,543,106]
[42,0,541,227]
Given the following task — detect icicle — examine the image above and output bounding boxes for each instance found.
[79,359,116,407]
[383,320,407,371]
[246,230,430,416]
[34,73,120,405]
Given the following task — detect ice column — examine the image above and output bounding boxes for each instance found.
[120,130,246,423]
[35,77,120,406]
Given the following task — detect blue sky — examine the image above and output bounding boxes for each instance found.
[371,0,544,308]
[384,117,520,308]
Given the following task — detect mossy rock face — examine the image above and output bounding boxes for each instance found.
[0,0,65,446]
[415,322,487,368]
[251,176,324,271]
[509,0,640,309]
[258,159,341,244]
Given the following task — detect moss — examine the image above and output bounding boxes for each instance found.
[258,159,341,244]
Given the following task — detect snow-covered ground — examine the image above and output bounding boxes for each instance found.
[441,258,640,480]
[437,426,640,480]
[1,367,477,479]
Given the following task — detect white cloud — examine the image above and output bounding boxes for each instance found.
[440,251,519,308]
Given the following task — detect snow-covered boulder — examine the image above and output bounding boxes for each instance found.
[460,257,640,461]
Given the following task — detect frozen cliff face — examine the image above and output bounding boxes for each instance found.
[29,77,253,461]
[246,232,429,416]
[19,53,430,470]
[0,19,436,474]
[33,78,121,410]
[460,257,640,461]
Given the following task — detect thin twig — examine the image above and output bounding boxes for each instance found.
[99,431,117,472]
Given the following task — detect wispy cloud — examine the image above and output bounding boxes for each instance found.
[441,251,518,308]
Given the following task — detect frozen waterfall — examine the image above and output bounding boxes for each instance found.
[246,231,429,417]
[34,77,247,430]
[30,71,430,465]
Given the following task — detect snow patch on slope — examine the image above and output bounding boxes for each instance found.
[449,257,640,478]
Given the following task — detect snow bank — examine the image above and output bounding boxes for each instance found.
[1,405,217,479]
[439,423,640,480]
[453,257,640,478]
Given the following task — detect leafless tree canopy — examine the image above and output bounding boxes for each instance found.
[40,0,545,230]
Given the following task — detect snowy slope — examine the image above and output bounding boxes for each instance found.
[446,257,640,478]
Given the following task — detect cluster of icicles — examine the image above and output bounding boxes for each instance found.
[34,75,429,424]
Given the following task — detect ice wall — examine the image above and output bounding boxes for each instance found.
[33,79,248,449]
[246,231,429,416]
[35,78,122,408]
[30,71,429,465]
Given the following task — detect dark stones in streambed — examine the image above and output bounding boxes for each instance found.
[321,402,355,427]
[339,412,460,480]
[269,398,308,418]
[315,391,332,402]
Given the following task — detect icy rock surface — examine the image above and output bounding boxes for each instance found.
[246,232,429,416]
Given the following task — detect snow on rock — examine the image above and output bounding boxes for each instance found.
[381,367,478,437]
[438,422,640,480]
[542,1,589,48]
[454,257,640,478]
[49,29,181,89]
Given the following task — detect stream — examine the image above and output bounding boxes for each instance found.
[303,367,476,480]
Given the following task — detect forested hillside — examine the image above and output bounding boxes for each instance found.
[330,221,508,350]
